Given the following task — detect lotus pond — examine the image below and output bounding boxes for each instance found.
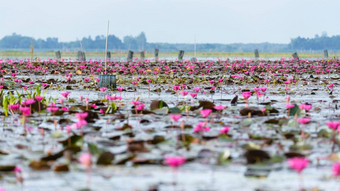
[0,58,339,191]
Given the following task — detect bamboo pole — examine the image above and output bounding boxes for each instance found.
[104,20,109,73]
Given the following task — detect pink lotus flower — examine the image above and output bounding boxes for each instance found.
[288,157,309,173]
[35,96,44,102]
[329,83,334,89]
[219,126,229,134]
[79,153,92,167]
[299,104,312,111]
[180,91,188,96]
[298,104,305,110]
[131,101,140,106]
[91,104,97,109]
[136,103,145,111]
[297,118,310,124]
[84,78,90,82]
[285,104,295,109]
[20,106,30,116]
[304,104,312,111]
[75,120,87,129]
[170,114,182,122]
[194,122,210,133]
[100,109,105,114]
[9,104,19,111]
[214,105,226,111]
[165,156,186,168]
[327,121,340,130]
[62,107,69,112]
[190,93,197,98]
[200,109,212,118]
[99,87,107,92]
[25,99,35,105]
[193,87,200,93]
[285,86,290,91]
[75,112,88,119]
[333,162,340,177]
[173,85,180,91]
[242,91,251,99]
[47,106,59,113]
[61,92,70,98]
[253,87,260,92]
[260,87,267,92]
[14,166,22,173]
[117,87,123,92]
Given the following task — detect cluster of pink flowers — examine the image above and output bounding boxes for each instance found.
[74,112,88,129]
[194,122,210,133]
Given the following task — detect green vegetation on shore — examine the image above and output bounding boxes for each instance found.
[0,51,338,59]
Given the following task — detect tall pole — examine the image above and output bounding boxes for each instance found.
[194,35,196,57]
[104,20,109,73]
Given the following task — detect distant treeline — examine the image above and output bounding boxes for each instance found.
[0,32,146,51]
[290,33,340,51]
[1,32,339,52]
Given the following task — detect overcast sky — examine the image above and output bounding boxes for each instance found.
[1,0,340,44]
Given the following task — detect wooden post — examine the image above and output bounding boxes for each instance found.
[127,50,134,62]
[154,48,159,62]
[292,52,299,60]
[55,51,61,60]
[178,50,184,62]
[104,20,109,73]
[77,51,82,61]
[324,49,329,58]
[254,49,259,58]
[140,51,145,61]
[81,51,86,62]
[106,52,111,61]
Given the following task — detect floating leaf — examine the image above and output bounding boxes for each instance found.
[60,134,84,147]
[97,152,115,165]
[244,149,270,164]
[88,143,105,156]
[29,160,50,170]
[150,100,168,110]
[51,130,63,139]
[169,107,181,114]
[241,118,253,127]
[317,129,332,138]
[0,165,15,172]
[54,164,69,172]
[287,119,299,128]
